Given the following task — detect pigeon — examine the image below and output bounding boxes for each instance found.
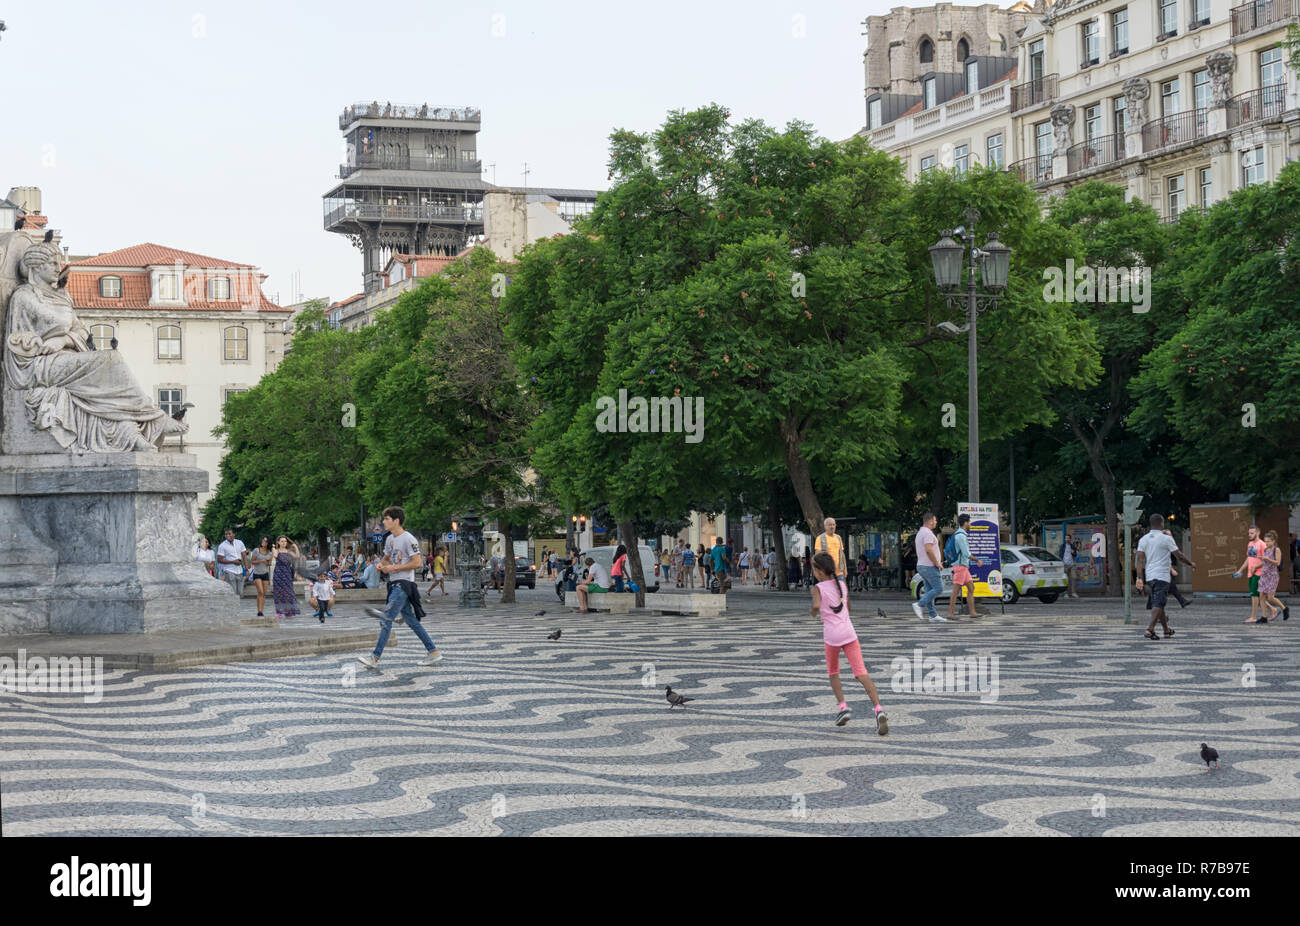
[44,229,54,243]
[547,629,562,640]
[534,610,546,616]
[876,608,887,618]
[665,685,695,709]
[1200,743,1219,770]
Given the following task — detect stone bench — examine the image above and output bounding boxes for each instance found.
[564,591,634,613]
[643,592,726,616]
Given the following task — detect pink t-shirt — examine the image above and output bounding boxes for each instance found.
[915,526,939,567]
[816,578,857,646]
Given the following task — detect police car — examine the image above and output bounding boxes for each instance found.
[910,544,1068,604]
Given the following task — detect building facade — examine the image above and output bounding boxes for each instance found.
[860,0,1300,219]
[65,243,292,509]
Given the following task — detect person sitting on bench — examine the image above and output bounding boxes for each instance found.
[575,556,610,613]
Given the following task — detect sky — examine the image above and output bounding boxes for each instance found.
[0,0,898,305]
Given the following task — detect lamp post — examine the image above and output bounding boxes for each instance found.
[928,207,1012,503]
[457,508,486,608]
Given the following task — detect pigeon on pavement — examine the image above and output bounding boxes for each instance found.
[665,686,695,709]
[876,608,887,618]
[547,629,562,640]
[1200,743,1219,770]
[535,610,547,616]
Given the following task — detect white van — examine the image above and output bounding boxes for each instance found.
[581,544,660,593]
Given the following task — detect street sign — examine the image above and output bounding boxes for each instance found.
[958,502,1003,598]
[443,532,457,543]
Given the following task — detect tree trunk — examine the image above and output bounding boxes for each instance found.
[1100,472,1120,597]
[930,449,948,516]
[316,528,328,567]
[619,520,646,608]
[779,415,824,537]
[768,479,789,591]
[497,491,515,604]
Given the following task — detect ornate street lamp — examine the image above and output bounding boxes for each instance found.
[457,508,486,608]
[929,208,1013,503]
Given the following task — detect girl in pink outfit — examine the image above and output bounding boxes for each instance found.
[810,552,888,734]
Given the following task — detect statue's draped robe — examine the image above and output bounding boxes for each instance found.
[5,283,169,452]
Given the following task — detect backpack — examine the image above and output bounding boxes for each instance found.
[944,529,964,564]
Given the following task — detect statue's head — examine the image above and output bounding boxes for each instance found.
[18,242,62,283]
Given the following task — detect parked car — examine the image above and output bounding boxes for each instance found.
[909,544,1067,604]
[580,544,660,593]
[489,556,537,589]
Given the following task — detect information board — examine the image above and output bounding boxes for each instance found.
[958,502,1003,598]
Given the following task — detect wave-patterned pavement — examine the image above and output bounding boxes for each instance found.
[2,608,1298,836]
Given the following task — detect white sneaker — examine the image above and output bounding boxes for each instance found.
[419,650,443,666]
[911,602,924,620]
[929,615,949,623]
[356,654,379,669]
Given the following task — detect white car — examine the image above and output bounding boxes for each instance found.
[910,544,1068,604]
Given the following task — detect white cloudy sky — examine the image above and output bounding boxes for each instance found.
[1,0,896,304]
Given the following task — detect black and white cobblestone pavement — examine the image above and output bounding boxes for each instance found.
[2,584,1296,836]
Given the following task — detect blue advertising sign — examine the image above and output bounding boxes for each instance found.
[958,502,1003,598]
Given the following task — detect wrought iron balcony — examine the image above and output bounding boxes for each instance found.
[1141,110,1208,153]
[1011,74,1058,112]
[339,103,482,129]
[1230,0,1299,35]
[1067,133,1126,174]
[339,153,483,179]
[324,202,485,228]
[1008,154,1054,185]
[1226,84,1288,128]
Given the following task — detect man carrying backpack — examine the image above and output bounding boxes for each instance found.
[946,514,983,620]
[815,518,849,601]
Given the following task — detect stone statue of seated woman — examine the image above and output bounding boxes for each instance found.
[3,241,188,453]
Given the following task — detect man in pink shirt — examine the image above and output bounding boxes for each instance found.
[1233,526,1266,623]
[911,512,946,622]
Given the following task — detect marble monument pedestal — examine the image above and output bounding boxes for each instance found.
[0,452,238,634]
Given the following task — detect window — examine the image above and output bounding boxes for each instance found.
[1084,104,1102,141]
[1191,0,1209,25]
[1036,121,1054,159]
[98,276,122,298]
[919,38,934,64]
[1112,9,1129,55]
[1082,21,1100,66]
[223,325,248,361]
[1242,146,1264,186]
[158,389,183,418]
[1159,0,1178,38]
[207,276,231,300]
[1114,96,1128,135]
[90,324,114,350]
[868,98,882,130]
[923,76,936,109]
[1193,69,1211,133]
[966,58,979,94]
[1161,78,1181,116]
[957,38,970,61]
[223,388,249,404]
[1199,166,1213,208]
[954,144,969,174]
[1000,34,1007,54]
[460,150,476,163]
[157,325,181,360]
[1029,39,1045,82]
[1167,175,1185,218]
[156,273,179,301]
[1261,46,1284,88]
[986,133,1004,169]
[920,155,936,173]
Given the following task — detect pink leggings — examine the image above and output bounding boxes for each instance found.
[825,640,868,677]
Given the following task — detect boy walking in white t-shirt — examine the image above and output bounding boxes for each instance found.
[310,573,335,623]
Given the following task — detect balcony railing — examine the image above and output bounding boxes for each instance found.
[1012,74,1059,112]
[1142,109,1208,153]
[324,202,485,227]
[1230,0,1300,35]
[1226,84,1288,128]
[340,153,483,179]
[1008,154,1054,185]
[1067,133,1127,174]
[339,103,482,129]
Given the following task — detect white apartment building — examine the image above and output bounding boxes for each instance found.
[861,0,1300,217]
[66,243,293,508]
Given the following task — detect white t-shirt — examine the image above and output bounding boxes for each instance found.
[586,561,611,588]
[915,526,939,568]
[384,530,421,584]
[312,579,335,600]
[216,539,246,576]
[196,548,215,568]
[1137,530,1179,582]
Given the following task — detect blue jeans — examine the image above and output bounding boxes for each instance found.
[373,583,436,658]
[918,565,943,617]
[613,574,625,593]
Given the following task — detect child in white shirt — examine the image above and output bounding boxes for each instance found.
[310,574,335,623]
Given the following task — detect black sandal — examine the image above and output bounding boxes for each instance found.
[1163,628,1175,638]
[1143,630,1160,640]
